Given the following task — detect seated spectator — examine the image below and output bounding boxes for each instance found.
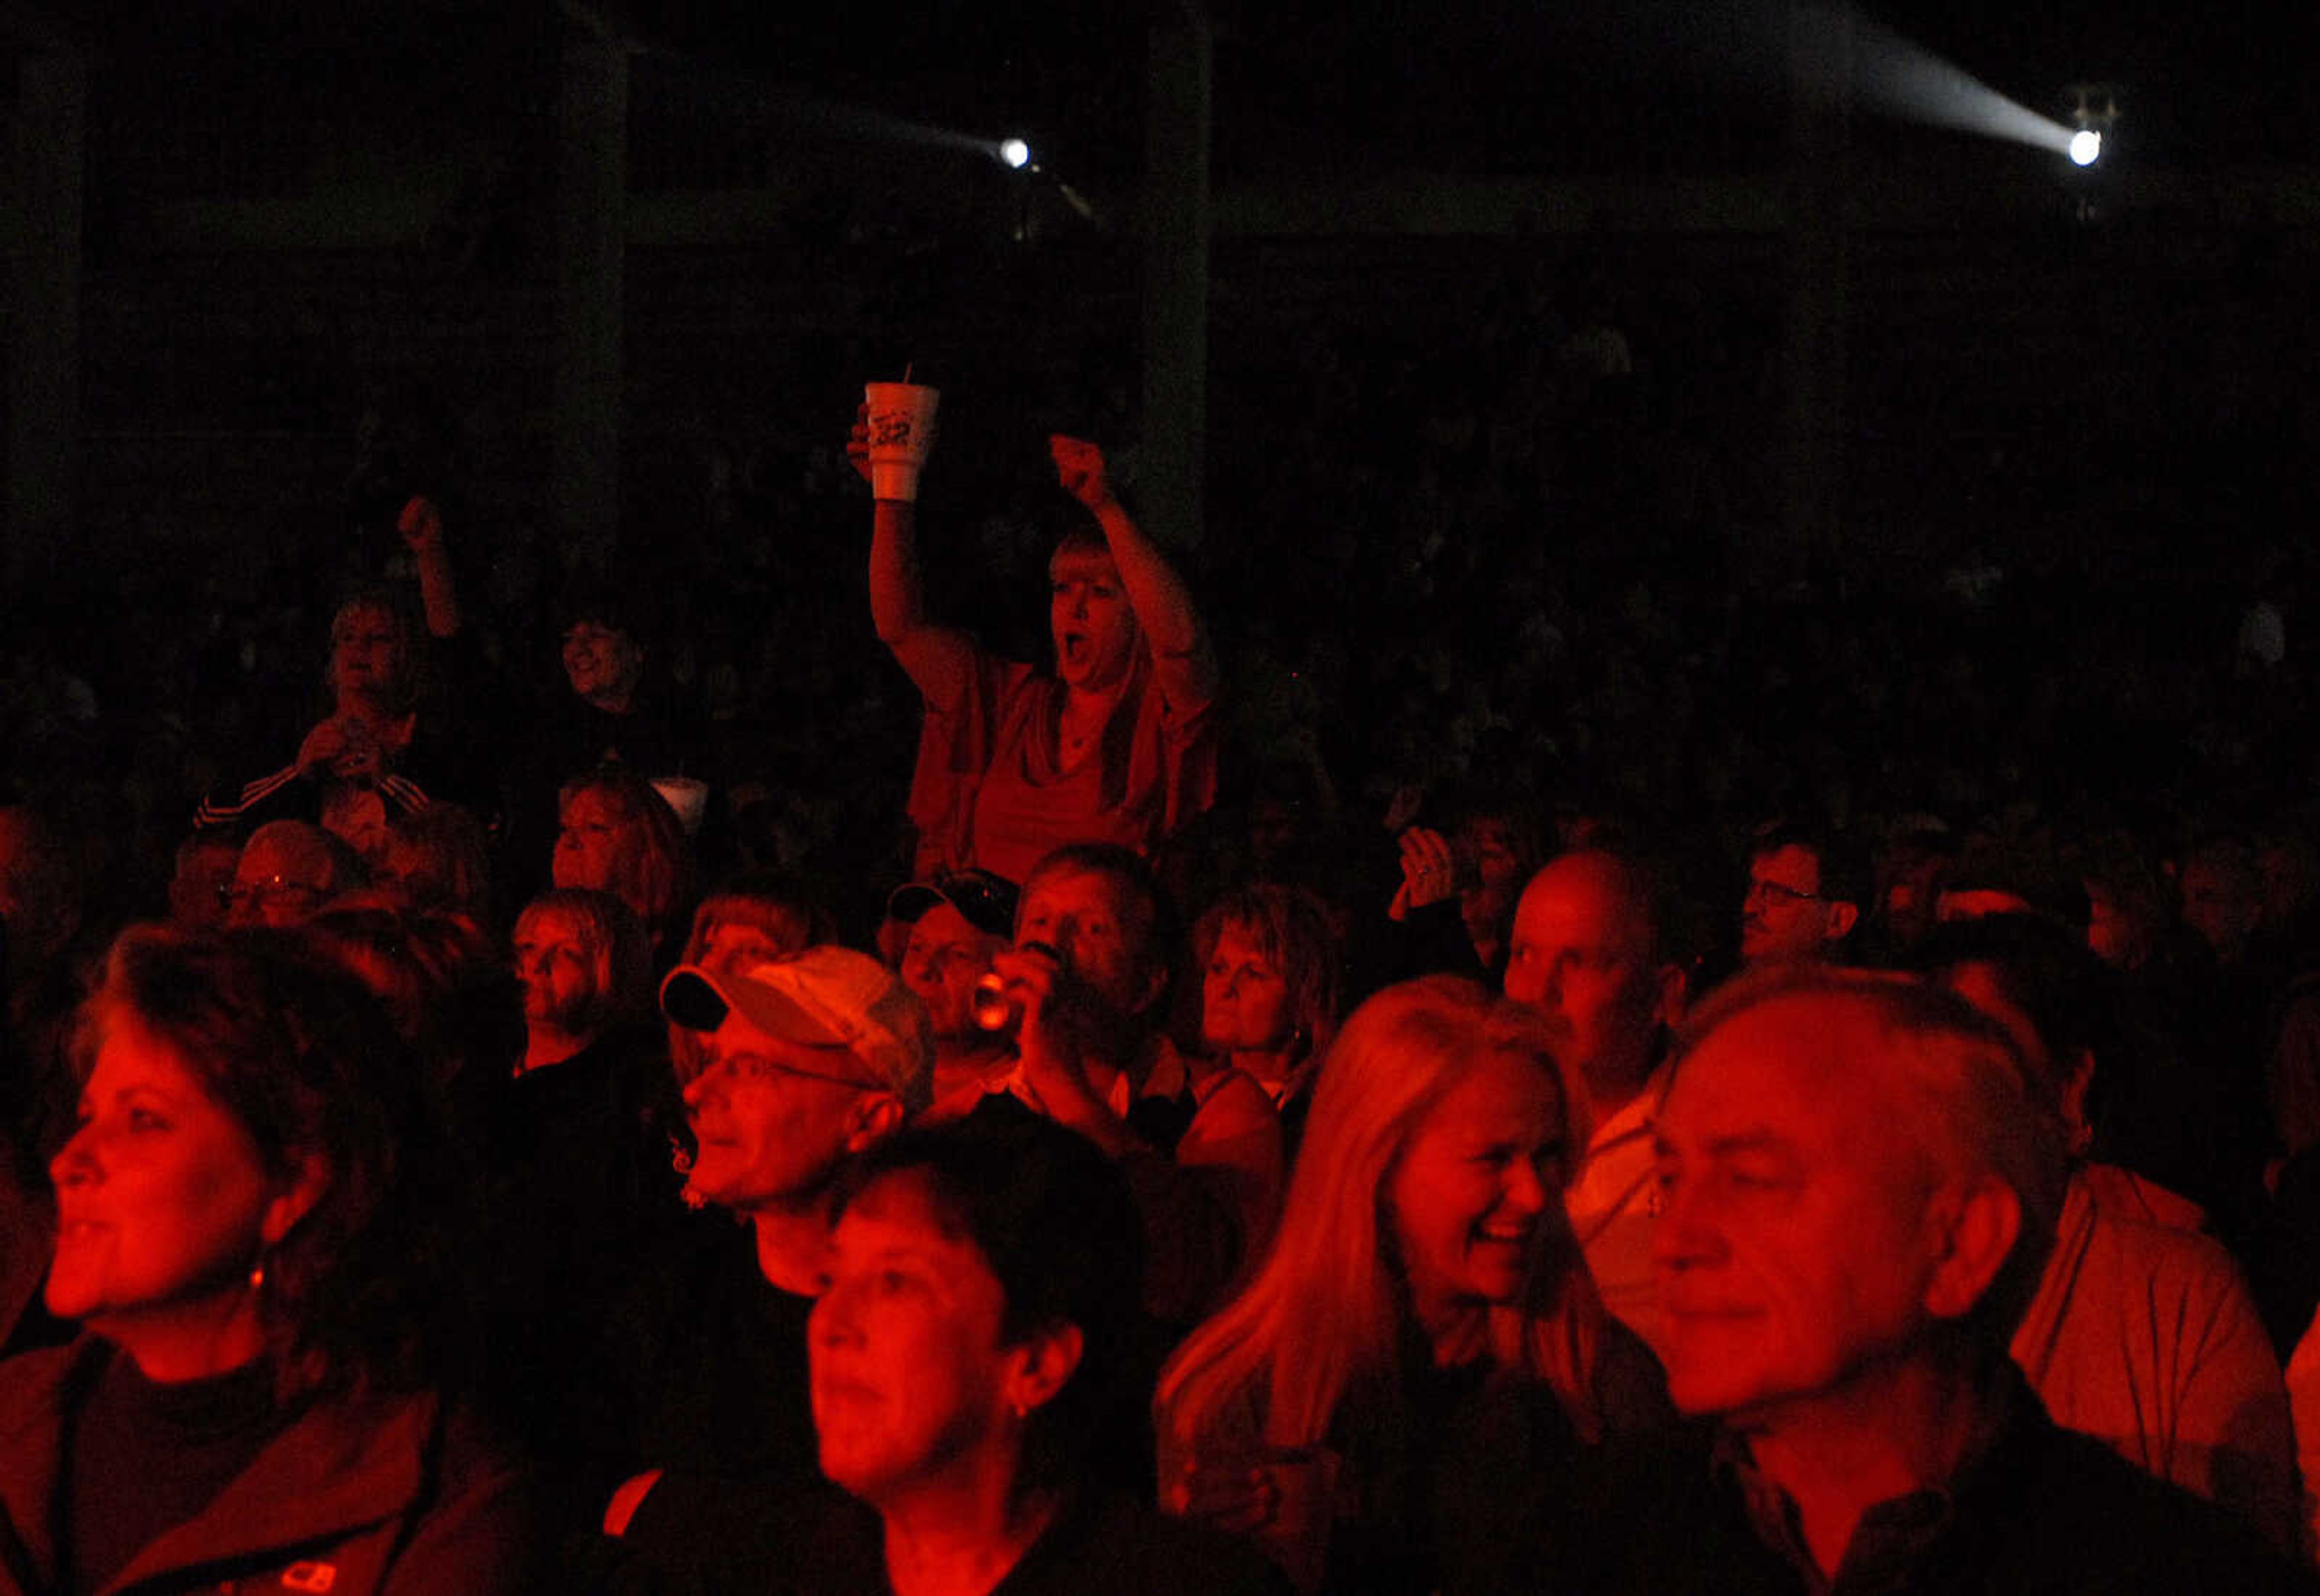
[1379,784,1542,983]
[856,411,1219,884]
[887,869,1020,1122]
[1156,975,1666,1596]
[298,896,512,1087]
[508,889,654,1078]
[378,800,495,924]
[1738,820,1863,968]
[1863,814,1954,964]
[597,948,931,1560]
[164,830,242,930]
[1188,883,1342,1158]
[552,767,694,961]
[223,819,364,929]
[682,870,832,974]
[472,891,672,1521]
[3,924,534,1592]
[662,872,834,1092]
[984,843,1283,1328]
[734,1114,1285,1595]
[1501,849,1690,1349]
[508,582,710,898]
[1917,915,2295,1548]
[1565,967,2304,1594]
[544,583,705,793]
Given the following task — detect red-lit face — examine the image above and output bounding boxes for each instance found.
[328,602,408,705]
[1740,845,1835,964]
[678,1012,865,1212]
[1503,856,1671,1102]
[552,789,639,895]
[1049,545,1138,693]
[1201,921,1293,1055]
[810,1170,1020,1505]
[513,904,600,1029]
[225,835,332,929]
[903,904,1000,1041]
[562,622,645,708]
[1651,996,1943,1424]
[1386,1047,1567,1338]
[48,1016,279,1331]
[1016,866,1155,1019]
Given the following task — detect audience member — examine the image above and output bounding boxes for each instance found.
[598,947,930,1566]
[736,1114,1287,1595]
[552,767,695,960]
[2,924,535,1593]
[1563,967,2305,1593]
[222,819,364,929]
[1188,883,1342,1159]
[984,843,1283,1328]
[859,414,1219,885]
[509,582,710,899]
[887,869,1020,1122]
[193,500,492,855]
[164,831,242,930]
[1501,849,1689,1347]
[475,889,672,1522]
[1156,975,1666,1595]
[378,799,496,923]
[1917,914,2295,1548]
[1738,820,1863,968]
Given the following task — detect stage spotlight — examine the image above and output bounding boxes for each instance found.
[2069,127,2101,166]
[999,138,1031,169]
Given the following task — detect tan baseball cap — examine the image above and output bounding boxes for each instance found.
[661,945,933,1117]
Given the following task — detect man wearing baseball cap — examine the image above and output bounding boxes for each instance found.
[886,869,1019,1119]
[659,946,934,1292]
[602,948,930,1556]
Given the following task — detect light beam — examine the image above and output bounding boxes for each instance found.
[1794,5,2093,160]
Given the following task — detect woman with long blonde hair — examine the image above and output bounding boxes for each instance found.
[1155,974,1666,1595]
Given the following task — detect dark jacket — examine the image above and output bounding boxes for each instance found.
[0,1340,535,1596]
[1522,1375,2315,1596]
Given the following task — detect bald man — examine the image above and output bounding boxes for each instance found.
[1503,849,1687,1345]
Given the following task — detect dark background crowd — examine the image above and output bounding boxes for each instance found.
[5,2,2320,1592]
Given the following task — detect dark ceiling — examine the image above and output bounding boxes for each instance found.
[41,0,2310,188]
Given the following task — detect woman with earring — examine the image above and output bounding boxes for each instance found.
[1190,885,1342,1163]
[0,924,534,1595]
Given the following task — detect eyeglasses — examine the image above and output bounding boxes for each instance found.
[1744,878,1823,908]
[220,877,328,913]
[687,1047,869,1096]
